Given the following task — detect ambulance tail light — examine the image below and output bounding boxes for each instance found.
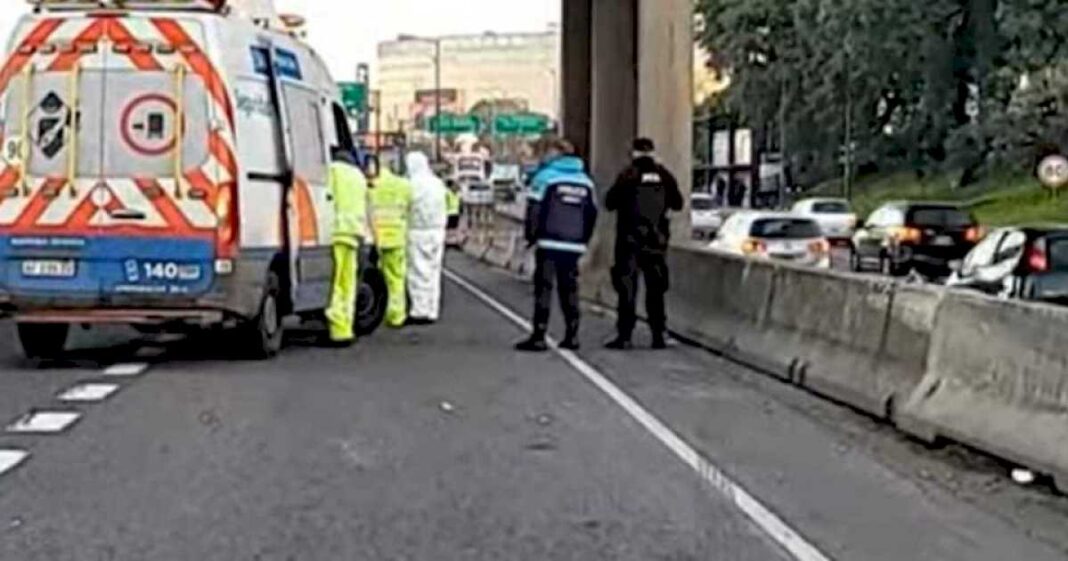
[215,182,238,261]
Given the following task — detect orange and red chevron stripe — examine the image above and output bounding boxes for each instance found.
[0,16,239,249]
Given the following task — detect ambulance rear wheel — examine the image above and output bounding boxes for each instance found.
[240,272,284,359]
[17,323,69,361]
[355,267,387,336]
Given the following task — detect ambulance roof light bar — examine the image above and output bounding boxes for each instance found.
[28,0,229,13]
[278,13,306,39]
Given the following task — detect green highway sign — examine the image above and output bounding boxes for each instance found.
[493,112,551,135]
[428,113,481,134]
[338,82,368,116]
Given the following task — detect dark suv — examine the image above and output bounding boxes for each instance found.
[850,202,982,277]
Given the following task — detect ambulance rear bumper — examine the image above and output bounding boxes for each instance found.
[0,255,274,325]
[13,308,225,326]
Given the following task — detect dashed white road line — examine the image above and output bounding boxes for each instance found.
[103,363,149,377]
[444,268,834,561]
[0,449,29,476]
[6,411,82,434]
[57,383,121,403]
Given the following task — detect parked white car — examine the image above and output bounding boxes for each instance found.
[691,193,724,239]
[709,212,831,269]
[791,197,858,244]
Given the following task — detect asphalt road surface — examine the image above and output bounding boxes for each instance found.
[0,253,1065,560]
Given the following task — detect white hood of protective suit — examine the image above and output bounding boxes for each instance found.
[406,152,449,231]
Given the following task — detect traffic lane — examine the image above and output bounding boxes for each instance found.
[447,251,1068,560]
[0,323,152,438]
[0,282,788,560]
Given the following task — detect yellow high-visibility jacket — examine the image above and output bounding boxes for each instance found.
[369,169,413,249]
[328,161,369,246]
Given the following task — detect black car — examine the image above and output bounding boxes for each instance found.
[850,202,982,277]
[948,226,1068,304]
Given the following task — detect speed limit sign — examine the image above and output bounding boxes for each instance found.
[1038,154,1068,190]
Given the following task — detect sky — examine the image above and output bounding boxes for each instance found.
[274,0,560,79]
[0,1,560,80]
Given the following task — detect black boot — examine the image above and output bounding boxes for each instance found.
[515,332,549,352]
[604,336,633,351]
[560,324,580,351]
[651,332,668,350]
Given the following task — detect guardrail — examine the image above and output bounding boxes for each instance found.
[667,245,1068,491]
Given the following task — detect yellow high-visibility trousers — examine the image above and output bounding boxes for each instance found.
[380,247,408,328]
[326,243,360,342]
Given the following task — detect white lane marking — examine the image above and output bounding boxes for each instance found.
[104,363,149,377]
[444,268,833,561]
[6,411,82,434]
[57,383,121,403]
[0,449,29,476]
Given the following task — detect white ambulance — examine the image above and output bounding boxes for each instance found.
[0,0,387,359]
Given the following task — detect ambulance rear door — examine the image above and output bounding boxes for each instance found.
[0,16,110,298]
[274,44,333,311]
[94,17,220,298]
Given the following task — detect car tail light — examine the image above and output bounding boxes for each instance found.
[890,226,922,243]
[808,239,830,255]
[742,238,767,255]
[965,226,985,243]
[1027,239,1049,272]
[215,183,238,259]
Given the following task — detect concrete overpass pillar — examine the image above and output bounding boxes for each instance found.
[560,0,591,160]
[637,0,694,243]
[561,0,693,303]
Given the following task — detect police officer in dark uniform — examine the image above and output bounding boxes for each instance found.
[515,138,599,352]
[605,138,684,350]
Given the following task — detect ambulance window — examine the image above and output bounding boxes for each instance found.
[234,77,283,175]
[283,84,327,185]
[7,69,106,177]
[102,70,210,178]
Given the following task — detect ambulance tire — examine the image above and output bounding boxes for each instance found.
[17,323,69,361]
[355,267,387,336]
[240,271,285,359]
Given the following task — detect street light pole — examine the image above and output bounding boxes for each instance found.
[433,38,442,163]
[399,34,444,163]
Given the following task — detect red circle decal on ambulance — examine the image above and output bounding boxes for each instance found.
[120,94,185,157]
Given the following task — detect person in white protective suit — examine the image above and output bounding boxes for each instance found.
[405,151,449,325]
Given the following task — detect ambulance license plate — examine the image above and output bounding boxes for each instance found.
[21,259,76,278]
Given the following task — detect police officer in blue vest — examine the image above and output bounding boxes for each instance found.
[515,138,599,352]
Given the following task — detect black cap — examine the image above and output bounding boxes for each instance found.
[633,137,655,153]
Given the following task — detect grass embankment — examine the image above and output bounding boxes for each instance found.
[811,170,1067,227]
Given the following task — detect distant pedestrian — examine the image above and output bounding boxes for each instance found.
[405,151,448,325]
[445,179,462,231]
[514,138,598,352]
[604,138,684,350]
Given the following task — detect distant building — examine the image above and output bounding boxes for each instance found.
[375,30,560,133]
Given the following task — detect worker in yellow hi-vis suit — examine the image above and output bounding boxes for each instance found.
[325,147,369,345]
[369,163,413,328]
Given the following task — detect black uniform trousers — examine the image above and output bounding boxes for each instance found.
[612,246,669,339]
[532,248,581,336]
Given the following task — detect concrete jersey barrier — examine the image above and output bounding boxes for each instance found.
[666,246,936,417]
[478,205,1068,490]
[898,292,1068,489]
